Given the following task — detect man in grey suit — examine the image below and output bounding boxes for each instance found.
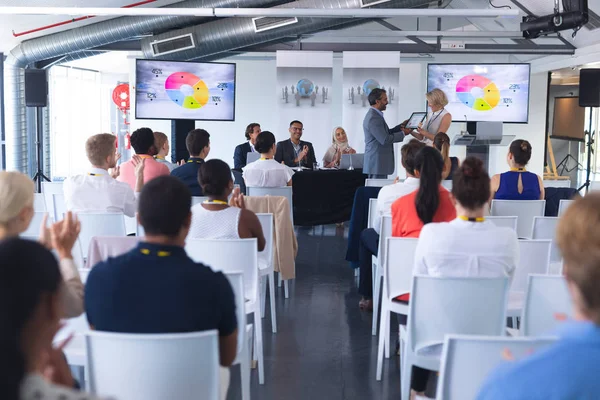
[363,88,405,178]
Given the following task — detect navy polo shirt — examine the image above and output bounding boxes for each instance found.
[85,242,237,337]
[170,157,204,196]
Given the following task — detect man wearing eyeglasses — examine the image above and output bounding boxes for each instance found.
[275,120,317,169]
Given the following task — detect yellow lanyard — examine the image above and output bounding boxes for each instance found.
[204,200,228,205]
[187,158,203,164]
[87,173,101,176]
[140,248,171,257]
[458,216,485,222]
[155,156,165,160]
[510,168,526,172]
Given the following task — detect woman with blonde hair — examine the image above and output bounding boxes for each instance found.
[322,126,356,168]
[405,88,452,144]
[433,132,460,180]
[0,171,84,318]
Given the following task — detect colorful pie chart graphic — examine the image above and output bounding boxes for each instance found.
[455,75,500,111]
[165,72,209,109]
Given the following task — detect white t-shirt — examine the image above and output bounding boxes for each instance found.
[63,168,137,217]
[414,218,518,279]
[373,177,419,234]
[242,159,295,188]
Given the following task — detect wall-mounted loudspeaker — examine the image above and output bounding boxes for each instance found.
[579,69,600,107]
[24,69,48,107]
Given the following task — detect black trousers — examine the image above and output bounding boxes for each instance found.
[358,228,379,298]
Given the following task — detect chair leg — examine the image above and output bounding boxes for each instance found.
[385,313,391,359]
[354,268,359,278]
[284,279,289,299]
[240,332,251,400]
[260,276,266,318]
[376,304,389,381]
[401,352,412,400]
[372,265,382,336]
[278,272,282,288]
[253,309,265,384]
[269,272,277,333]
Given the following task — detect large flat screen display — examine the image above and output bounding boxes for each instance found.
[427,63,530,123]
[135,59,236,121]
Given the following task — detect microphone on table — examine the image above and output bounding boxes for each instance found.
[461,114,470,136]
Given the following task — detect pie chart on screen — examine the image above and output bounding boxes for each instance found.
[165,72,209,109]
[455,74,500,111]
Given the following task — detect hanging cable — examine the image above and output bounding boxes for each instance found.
[489,0,512,10]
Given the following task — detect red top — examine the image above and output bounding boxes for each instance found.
[391,187,456,238]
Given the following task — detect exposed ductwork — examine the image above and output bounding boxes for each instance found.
[4,0,283,173]
[140,0,450,61]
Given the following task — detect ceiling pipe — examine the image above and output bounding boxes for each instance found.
[0,6,520,18]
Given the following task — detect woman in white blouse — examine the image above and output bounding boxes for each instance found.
[414,156,518,278]
[243,131,295,187]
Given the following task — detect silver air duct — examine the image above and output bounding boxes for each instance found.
[141,0,447,61]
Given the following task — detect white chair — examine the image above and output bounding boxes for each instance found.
[86,331,220,400]
[372,215,392,337]
[367,198,378,230]
[21,211,50,238]
[257,213,277,334]
[33,193,47,212]
[86,236,140,267]
[185,239,265,385]
[42,182,63,220]
[441,180,452,191]
[558,199,575,216]
[376,237,418,380]
[436,334,556,400]
[77,213,127,262]
[192,196,209,206]
[365,178,394,187]
[490,199,546,239]
[52,193,67,222]
[400,276,510,400]
[486,216,518,231]
[507,240,552,318]
[246,186,293,225]
[531,216,561,264]
[521,274,573,337]
[224,272,251,400]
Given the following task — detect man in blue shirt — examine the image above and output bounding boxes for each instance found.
[85,175,238,368]
[170,128,210,196]
[477,193,600,400]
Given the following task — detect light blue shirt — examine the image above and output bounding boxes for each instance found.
[371,106,384,118]
[477,321,600,400]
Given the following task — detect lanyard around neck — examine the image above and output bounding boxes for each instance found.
[187,158,203,164]
[140,248,171,257]
[458,216,485,222]
[204,200,228,205]
[510,168,526,172]
[426,109,444,132]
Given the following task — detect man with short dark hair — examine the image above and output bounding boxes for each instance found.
[363,88,405,178]
[170,129,210,196]
[117,127,170,189]
[85,175,238,393]
[275,120,317,169]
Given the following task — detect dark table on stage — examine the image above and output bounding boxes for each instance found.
[292,169,366,226]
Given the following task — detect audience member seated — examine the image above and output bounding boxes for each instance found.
[391,146,456,238]
[0,239,106,400]
[171,128,211,196]
[153,131,178,172]
[64,133,143,217]
[117,127,169,190]
[491,139,544,200]
[0,171,83,318]
[233,122,261,169]
[433,132,459,180]
[189,159,266,251]
[477,193,600,400]
[357,139,425,310]
[322,126,356,168]
[243,131,295,187]
[275,120,317,169]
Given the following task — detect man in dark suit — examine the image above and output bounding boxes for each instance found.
[275,120,317,169]
[363,88,405,178]
[233,123,261,169]
[170,129,210,196]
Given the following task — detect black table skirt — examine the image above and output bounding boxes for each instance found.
[292,169,366,226]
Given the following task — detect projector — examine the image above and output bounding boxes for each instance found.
[521,0,588,39]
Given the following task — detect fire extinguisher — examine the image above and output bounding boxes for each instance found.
[124,132,131,150]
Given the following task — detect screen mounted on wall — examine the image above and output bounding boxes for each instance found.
[135,59,236,121]
[427,63,530,123]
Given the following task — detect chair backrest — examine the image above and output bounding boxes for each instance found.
[185,238,258,303]
[490,200,546,239]
[223,272,246,364]
[377,215,393,266]
[33,193,46,212]
[42,182,63,219]
[367,198,378,229]
[486,216,518,231]
[21,211,51,238]
[86,330,220,400]
[408,276,509,353]
[441,180,453,190]
[191,196,209,206]
[86,236,140,267]
[512,240,552,294]
[365,178,394,187]
[531,217,561,264]
[77,213,127,261]
[256,213,274,269]
[52,193,67,222]
[437,334,556,400]
[246,186,293,224]
[521,274,573,337]
[557,199,574,217]
[384,237,418,300]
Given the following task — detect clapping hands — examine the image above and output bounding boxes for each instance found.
[229,186,245,209]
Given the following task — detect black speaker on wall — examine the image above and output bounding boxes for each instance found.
[24,69,48,107]
[171,119,195,162]
[579,69,600,107]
